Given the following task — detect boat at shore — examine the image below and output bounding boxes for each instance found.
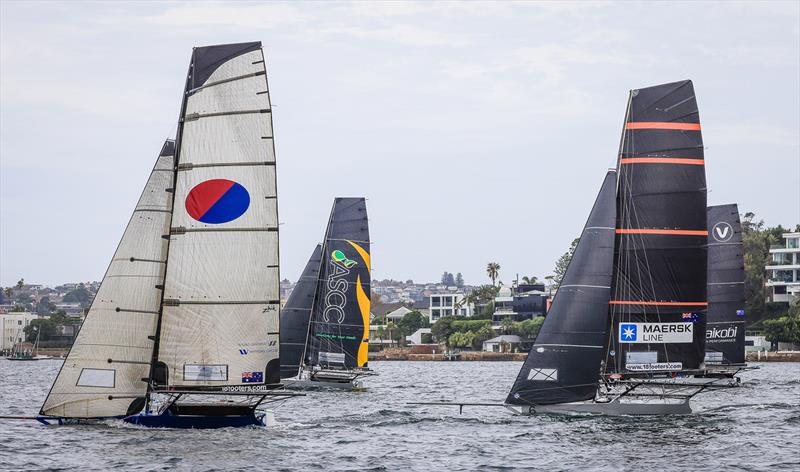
[36,42,301,428]
[280,198,375,390]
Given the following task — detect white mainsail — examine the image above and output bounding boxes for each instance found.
[40,141,175,418]
[156,42,280,388]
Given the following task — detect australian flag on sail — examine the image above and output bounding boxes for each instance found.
[682,312,701,323]
[241,371,263,383]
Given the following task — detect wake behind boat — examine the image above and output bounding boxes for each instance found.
[280,198,375,390]
[36,41,301,429]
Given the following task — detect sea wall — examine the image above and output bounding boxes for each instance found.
[745,351,800,362]
[371,347,526,361]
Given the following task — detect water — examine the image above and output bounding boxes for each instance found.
[1,360,799,471]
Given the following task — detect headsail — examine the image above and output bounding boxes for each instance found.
[608,80,708,374]
[40,140,175,418]
[705,204,746,365]
[507,171,616,406]
[307,198,371,370]
[155,42,281,388]
[280,244,323,379]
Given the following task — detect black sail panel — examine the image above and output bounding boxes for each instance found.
[308,198,371,370]
[609,80,708,374]
[279,245,322,379]
[507,171,616,406]
[706,204,746,365]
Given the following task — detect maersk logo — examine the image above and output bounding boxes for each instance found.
[620,324,637,342]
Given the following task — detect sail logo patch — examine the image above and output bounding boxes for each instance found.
[619,322,693,343]
[712,222,733,242]
[620,324,637,342]
[186,179,250,224]
[332,249,357,268]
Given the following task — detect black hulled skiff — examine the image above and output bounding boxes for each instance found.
[505,81,738,416]
[279,198,375,391]
[37,42,302,428]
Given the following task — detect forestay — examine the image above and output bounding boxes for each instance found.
[156,42,281,388]
[608,80,708,373]
[507,171,616,406]
[40,140,175,418]
[279,244,322,379]
[307,198,371,370]
[705,204,746,365]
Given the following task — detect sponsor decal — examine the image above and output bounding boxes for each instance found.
[319,351,346,364]
[241,371,263,383]
[618,322,693,344]
[184,364,228,381]
[736,309,745,317]
[331,249,357,268]
[223,385,272,393]
[712,222,733,242]
[626,362,683,372]
[185,179,250,224]
[527,368,557,381]
[239,349,248,355]
[706,325,738,343]
[322,249,356,323]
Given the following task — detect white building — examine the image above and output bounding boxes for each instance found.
[766,232,800,303]
[429,292,473,322]
[483,335,522,352]
[405,328,432,345]
[1,312,39,351]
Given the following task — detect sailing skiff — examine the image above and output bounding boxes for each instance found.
[37,42,300,428]
[280,198,375,390]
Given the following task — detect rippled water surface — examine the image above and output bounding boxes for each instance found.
[1,360,799,471]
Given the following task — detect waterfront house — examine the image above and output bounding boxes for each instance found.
[766,231,800,303]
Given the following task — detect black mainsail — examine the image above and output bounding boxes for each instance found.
[280,244,322,379]
[507,170,616,406]
[307,198,371,370]
[607,80,708,374]
[705,204,746,365]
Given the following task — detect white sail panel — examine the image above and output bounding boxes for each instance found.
[158,304,279,386]
[40,145,174,418]
[171,166,277,229]
[157,42,281,387]
[163,231,279,301]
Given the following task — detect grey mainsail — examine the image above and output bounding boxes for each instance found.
[507,170,616,405]
[705,204,746,365]
[280,244,323,379]
[307,198,371,370]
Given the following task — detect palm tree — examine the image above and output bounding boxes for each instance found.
[486,262,500,287]
[386,321,398,347]
[521,275,539,285]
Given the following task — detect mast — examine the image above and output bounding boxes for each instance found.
[507,171,616,406]
[706,204,746,365]
[279,244,323,379]
[307,198,371,370]
[155,42,282,389]
[607,80,708,374]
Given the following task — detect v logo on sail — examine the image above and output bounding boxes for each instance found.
[712,222,733,242]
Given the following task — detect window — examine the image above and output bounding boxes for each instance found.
[431,297,441,307]
[77,369,115,388]
[18,320,22,325]
[775,286,787,295]
[431,309,441,321]
[787,238,799,249]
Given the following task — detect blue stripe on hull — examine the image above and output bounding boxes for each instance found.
[124,410,264,429]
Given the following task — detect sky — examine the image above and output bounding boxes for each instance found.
[1,1,799,288]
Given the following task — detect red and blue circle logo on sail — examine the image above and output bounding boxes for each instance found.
[185,179,250,224]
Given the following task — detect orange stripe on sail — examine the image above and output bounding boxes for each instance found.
[620,157,704,165]
[609,300,708,307]
[616,228,708,236]
[626,122,701,131]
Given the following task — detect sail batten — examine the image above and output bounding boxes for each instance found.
[40,140,175,418]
